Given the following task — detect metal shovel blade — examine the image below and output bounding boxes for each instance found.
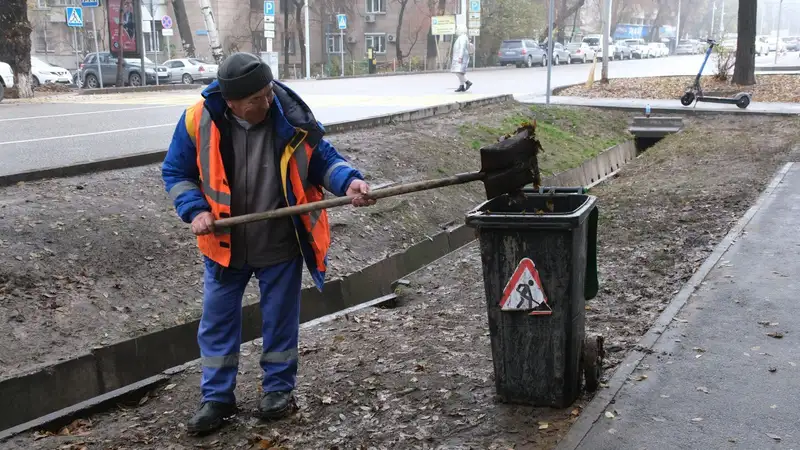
[479,122,542,199]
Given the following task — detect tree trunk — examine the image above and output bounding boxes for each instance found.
[732,0,756,85]
[0,0,33,98]
[283,2,290,78]
[294,4,306,77]
[116,2,125,86]
[172,0,196,57]
[648,1,668,42]
[542,0,586,43]
[395,0,408,66]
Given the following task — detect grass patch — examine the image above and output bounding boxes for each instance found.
[459,105,631,175]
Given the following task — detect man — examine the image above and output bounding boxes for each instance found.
[451,26,474,92]
[162,52,374,434]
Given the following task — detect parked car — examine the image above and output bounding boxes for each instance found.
[497,39,548,68]
[582,34,617,60]
[782,37,799,51]
[720,39,737,52]
[79,52,169,88]
[30,56,72,87]
[766,37,785,53]
[755,36,770,56]
[675,39,700,55]
[566,42,596,63]
[647,42,669,57]
[624,38,649,58]
[163,58,218,84]
[613,40,633,59]
[545,42,572,65]
[0,61,13,103]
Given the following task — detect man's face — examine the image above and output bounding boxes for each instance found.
[226,84,274,125]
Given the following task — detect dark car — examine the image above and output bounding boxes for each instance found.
[79,52,169,88]
[497,39,548,68]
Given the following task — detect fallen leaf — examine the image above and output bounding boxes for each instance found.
[769,366,777,373]
[766,433,782,441]
[138,395,149,406]
[692,347,706,353]
[674,318,688,323]
[770,404,777,409]
[767,332,784,339]
[570,408,581,416]
[608,428,617,435]
[751,346,761,351]
[695,354,702,359]
[635,374,648,381]
[697,386,709,394]
[321,396,333,405]
[789,362,797,367]
[660,394,670,398]
[652,417,666,422]
[538,422,549,430]
[691,417,703,422]
[757,320,770,326]
[728,438,737,443]
[604,411,615,419]
[163,383,177,391]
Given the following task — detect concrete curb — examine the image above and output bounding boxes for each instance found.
[0,94,513,188]
[524,97,800,117]
[0,138,636,438]
[78,84,201,96]
[755,65,800,72]
[308,65,514,81]
[555,162,795,450]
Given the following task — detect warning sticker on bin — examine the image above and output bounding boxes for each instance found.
[500,258,551,315]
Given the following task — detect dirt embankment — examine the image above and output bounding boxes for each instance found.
[557,74,800,103]
[7,114,799,450]
[0,102,632,377]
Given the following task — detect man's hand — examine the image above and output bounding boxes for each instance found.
[191,211,216,235]
[346,179,376,207]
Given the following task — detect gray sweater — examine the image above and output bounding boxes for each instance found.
[227,111,299,269]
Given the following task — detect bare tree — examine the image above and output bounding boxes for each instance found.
[0,0,33,97]
[172,0,196,57]
[540,0,586,43]
[732,0,756,85]
[394,0,424,65]
[647,0,670,41]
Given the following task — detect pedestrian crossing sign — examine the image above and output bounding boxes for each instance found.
[337,14,347,30]
[66,7,84,27]
[499,258,551,315]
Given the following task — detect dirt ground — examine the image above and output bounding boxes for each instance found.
[557,74,800,103]
[6,114,799,450]
[0,102,631,377]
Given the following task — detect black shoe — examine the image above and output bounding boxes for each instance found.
[187,401,236,434]
[258,391,296,420]
[465,81,473,91]
[455,85,465,92]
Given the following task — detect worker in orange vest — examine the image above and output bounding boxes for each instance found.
[162,52,374,434]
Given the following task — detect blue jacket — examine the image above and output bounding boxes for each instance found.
[162,80,363,288]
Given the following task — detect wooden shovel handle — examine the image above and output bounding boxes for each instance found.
[213,171,484,228]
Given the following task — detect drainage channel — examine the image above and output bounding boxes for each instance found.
[0,139,640,439]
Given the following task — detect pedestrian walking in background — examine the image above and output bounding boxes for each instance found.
[451,26,474,92]
[162,52,375,434]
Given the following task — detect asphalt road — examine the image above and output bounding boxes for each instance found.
[0,54,719,176]
[577,163,800,450]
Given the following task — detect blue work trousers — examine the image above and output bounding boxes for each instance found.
[198,256,303,404]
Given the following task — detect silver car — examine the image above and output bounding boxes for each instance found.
[566,42,596,63]
[163,58,219,84]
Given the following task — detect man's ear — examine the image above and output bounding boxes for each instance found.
[225,99,233,109]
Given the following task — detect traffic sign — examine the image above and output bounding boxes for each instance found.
[162,28,174,36]
[264,15,275,23]
[337,14,347,30]
[469,0,481,12]
[161,15,173,29]
[80,0,99,7]
[65,7,83,27]
[264,1,275,16]
[265,22,275,31]
[264,30,275,38]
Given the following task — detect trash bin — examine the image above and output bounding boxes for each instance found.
[465,187,599,408]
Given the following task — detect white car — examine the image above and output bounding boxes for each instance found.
[31,56,72,87]
[582,35,617,60]
[0,61,13,103]
[647,42,669,57]
[163,58,218,84]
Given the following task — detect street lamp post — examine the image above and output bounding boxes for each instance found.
[775,0,784,65]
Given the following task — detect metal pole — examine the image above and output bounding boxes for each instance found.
[775,0,784,64]
[710,1,716,39]
[472,36,476,69]
[73,28,81,83]
[134,0,146,85]
[340,27,344,77]
[675,0,682,44]
[546,0,554,104]
[90,8,103,88]
[719,0,725,38]
[151,1,159,85]
[304,0,311,79]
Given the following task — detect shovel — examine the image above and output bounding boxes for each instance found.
[214,122,543,229]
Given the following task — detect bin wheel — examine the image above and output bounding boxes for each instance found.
[680,92,695,106]
[582,335,605,393]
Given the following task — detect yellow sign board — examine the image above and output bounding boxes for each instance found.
[431,15,456,35]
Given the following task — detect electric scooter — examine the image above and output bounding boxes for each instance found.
[680,39,752,109]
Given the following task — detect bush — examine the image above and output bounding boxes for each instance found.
[713,44,735,81]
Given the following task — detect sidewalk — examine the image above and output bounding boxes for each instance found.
[516,95,800,115]
[574,162,800,449]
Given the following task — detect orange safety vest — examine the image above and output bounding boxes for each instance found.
[185,100,331,272]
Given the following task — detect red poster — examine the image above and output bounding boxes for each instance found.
[107,0,139,55]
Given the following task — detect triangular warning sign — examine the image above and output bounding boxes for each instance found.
[67,9,82,26]
[499,258,551,315]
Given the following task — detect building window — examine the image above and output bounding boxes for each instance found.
[284,32,296,54]
[36,0,49,8]
[49,0,76,6]
[34,28,55,52]
[326,33,343,53]
[365,33,386,54]
[366,0,385,14]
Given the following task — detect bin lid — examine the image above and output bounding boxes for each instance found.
[465,189,597,230]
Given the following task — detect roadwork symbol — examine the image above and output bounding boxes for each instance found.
[499,258,551,315]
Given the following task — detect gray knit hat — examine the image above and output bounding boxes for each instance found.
[217,52,274,100]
